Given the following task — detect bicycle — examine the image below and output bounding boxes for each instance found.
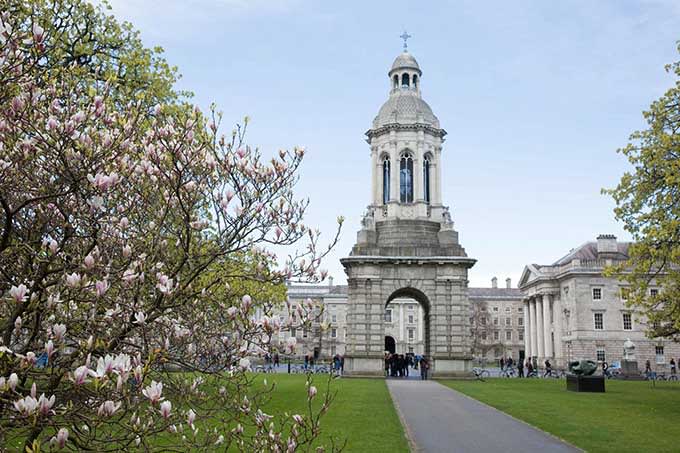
[544,369,565,379]
[472,367,490,381]
[499,367,516,378]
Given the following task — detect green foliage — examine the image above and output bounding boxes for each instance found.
[3,0,187,108]
[604,42,680,339]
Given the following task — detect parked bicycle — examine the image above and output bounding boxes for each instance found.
[472,367,490,380]
[499,367,516,378]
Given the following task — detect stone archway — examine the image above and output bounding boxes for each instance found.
[385,335,396,354]
[341,252,476,378]
[385,287,430,357]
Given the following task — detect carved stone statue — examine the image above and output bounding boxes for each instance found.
[623,338,636,360]
[568,360,597,376]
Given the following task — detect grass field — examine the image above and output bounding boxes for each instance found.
[255,374,409,452]
[442,378,680,453]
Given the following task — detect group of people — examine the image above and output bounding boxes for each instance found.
[384,353,430,380]
[496,356,554,378]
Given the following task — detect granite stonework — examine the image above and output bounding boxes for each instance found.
[566,375,605,393]
[341,50,476,378]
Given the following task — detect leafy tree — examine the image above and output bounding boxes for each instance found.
[605,43,680,340]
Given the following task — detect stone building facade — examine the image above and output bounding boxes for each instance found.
[519,234,680,370]
[278,278,523,364]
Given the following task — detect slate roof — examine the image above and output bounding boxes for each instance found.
[373,90,440,129]
[468,287,523,300]
[390,51,421,73]
[551,241,631,266]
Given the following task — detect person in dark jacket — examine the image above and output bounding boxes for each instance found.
[420,356,430,380]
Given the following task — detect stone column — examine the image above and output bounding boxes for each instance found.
[391,148,399,202]
[553,295,564,366]
[529,298,538,358]
[399,303,405,353]
[543,294,553,358]
[536,295,545,359]
[414,144,423,202]
[523,299,531,358]
[370,147,378,205]
[434,146,442,204]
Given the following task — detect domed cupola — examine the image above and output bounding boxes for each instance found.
[371,48,441,130]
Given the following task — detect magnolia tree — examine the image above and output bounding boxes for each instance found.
[0,8,343,452]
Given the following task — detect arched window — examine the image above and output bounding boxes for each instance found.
[413,74,418,89]
[393,75,399,89]
[382,156,390,204]
[401,73,410,88]
[400,153,413,203]
[423,155,431,203]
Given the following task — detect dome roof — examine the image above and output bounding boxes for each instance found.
[390,51,421,73]
[372,90,440,129]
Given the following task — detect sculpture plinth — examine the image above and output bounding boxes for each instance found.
[566,375,605,393]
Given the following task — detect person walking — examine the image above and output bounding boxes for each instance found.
[420,356,429,380]
[500,357,505,371]
[543,359,552,378]
[645,359,652,378]
[526,359,534,377]
[670,358,676,375]
[517,358,524,377]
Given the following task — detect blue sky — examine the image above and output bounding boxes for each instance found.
[106,0,680,287]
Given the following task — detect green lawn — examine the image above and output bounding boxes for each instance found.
[260,374,409,452]
[442,378,680,453]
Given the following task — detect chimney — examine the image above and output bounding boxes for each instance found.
[328,276,334,287]
[506,278,511,289]
[596,234,618,256]
[491,277,498,289]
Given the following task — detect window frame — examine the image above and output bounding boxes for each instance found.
[622,312,632,331]
[594,312,604,330]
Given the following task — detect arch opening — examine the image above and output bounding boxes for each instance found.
[401,73,410,88]
[399,153,414,203]
[385,287,431,358]
[382,155,391,204]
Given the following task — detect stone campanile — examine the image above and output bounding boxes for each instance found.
[341,43,476,377]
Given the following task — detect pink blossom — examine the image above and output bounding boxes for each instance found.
[142,381,163,404]
[9,284,28,303]
[45,340,54,359]
[52,323,66,341]
[32,23,45,43]
[73,366,90,385]
[14,395,38,416]
[65,273,81,287]
[134,311,146,325]
[46,116,58,130]
[122,244,132,258]
[226,306,238,319]
[187,408,196,426]
[98,400,121,417]
[8,373,18,391]
[292,414,303,425]
[225,190,234,201]
[14,316,22,331]
[241,295,252,311]
[160,400,172,418]
[38,393,56,416]
[83,254,95,269]
[238,358,251,370]
[307,386,317,399]
[95,280,109,297]
[56,428,68,448]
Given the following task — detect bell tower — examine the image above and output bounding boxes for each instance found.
[341,40,476,377]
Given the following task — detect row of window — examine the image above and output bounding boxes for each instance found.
[593,312,633,331]
[478,317,524,326]
[481,330,524,341]
[385,309,417,324]
[596,346,666,364]
[592,287,658,300]
[382,153,431,204]
[486,306,524,313]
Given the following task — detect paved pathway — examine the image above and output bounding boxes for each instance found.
[387,380,580,453]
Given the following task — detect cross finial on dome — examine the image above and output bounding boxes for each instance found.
[400,30,412,51]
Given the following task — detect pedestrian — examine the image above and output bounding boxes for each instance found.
[517,359,524,377]
[543,359,552,378]
[273,353,280,368]
[526,359,534,377]
[500,357,505,371]
[340,355,345,374]
[670,358,676,375]
[532,356,538,373]
[602,361,609,378]
[304,354,309,370]
[420,356,429,380]
[645,359,652,377]
[384,353,390,377]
